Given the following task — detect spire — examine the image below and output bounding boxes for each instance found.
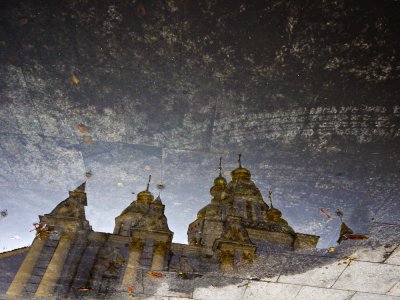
[74,182,86,193]
[268,190,273,208]
[146,175,151,191]
[210,157,227,200]
[231,154,251,181]
[154,194,163,204]
[136,175,154,203]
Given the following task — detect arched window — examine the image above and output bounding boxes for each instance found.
[246,202,252,220]
[119,223,124,235]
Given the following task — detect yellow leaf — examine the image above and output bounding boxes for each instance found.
[147,272,166,278]
[328,247,335,252]
[71,73,80,85]
[18,18,29,25]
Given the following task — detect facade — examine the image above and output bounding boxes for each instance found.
[5,157,319,298]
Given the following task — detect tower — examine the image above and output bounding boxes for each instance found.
[115,176,173,288]
[6,182,91,298]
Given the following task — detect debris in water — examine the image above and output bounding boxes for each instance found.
[31,223,51,239]
[83,135,93,144]
[78,124,88,133]
[75,287,91,292]
[156,181,165,191]
[128,286,135,298]
[71,73,80,85]
[7,54,22,67]
[147,271,166,279]
[137,4,146,16]
[335,209,344,220]
[85,171,92,178]
[18,18,29,25]
[1,209,8,219]
[320,208,333,220]
[177,272,188,279]
[344,234,369,241]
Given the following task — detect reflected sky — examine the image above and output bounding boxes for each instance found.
[1,0,400,253]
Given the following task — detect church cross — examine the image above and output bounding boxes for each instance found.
[146,175,151,191]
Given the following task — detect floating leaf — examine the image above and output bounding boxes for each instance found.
[18,18,29,25]
[75,288,92,292]
[344,234,369,241]
[336,210,344,218]
[146,272,166,279]
[85,171,92,178]
[328,247,335,253]
[78,124,88,133]
[128,286,135,298]
[177,272,188,279]
[320,208,332,220]
[7,54,22,67]
[0,209,8,218]
[71,73,80,85]
[83,135,93,144]
[156,181,165,191]
[137,4,146,16]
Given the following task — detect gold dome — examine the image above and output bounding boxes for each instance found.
[214,175,227,186]
[197,204,219,219]
[231,154,251,181]
[267,207,282,221]
[137,190,154,203]
[136,175,154,203]
[210,157,228,199]
[231,167,251,181]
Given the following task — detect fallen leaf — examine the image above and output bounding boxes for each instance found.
[83,135,93,144]
[137,4,146,16]
[75,287,91,292]
[344,234,369,241]
[7,55,22,67]
[328,247,335,253]
[1,209,8,218]
[18,18,29,25]
[71,73,80,85]
[128,286,135,298]
[147,272,166,279]
[85,171,92,178]
[177,272,188,279]
[336,210,344,218]
[4,96,13,104]
[320,208,333,220]
[156,181,165,191]
[78,124,88,133]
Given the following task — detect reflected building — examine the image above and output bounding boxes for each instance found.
[4,156,318,298]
